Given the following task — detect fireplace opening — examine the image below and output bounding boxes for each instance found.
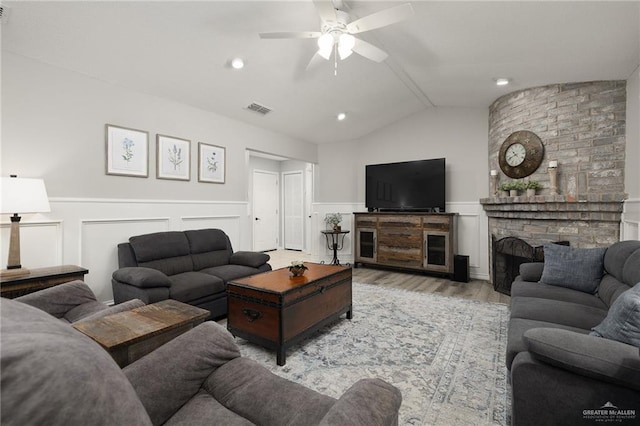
[492,236,569,295]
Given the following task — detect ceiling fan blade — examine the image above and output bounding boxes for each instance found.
[259,31,321,39]
[352,38,388,62]
[346,3,414,34]
[313,0,337,23]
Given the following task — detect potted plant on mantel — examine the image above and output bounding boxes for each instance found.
[499,181,526,197]
[324,213,343,231]
[525,181,541,197]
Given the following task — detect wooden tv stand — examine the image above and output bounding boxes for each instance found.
[353,212,457,275]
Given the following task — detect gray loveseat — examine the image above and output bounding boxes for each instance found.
[112,229,271,318]
[1,297,402,425]
[507,240,640,426]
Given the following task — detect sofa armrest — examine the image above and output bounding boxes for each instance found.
[15,280,100,319]
[112,267,172,288]
[319,378,402,426]
[518,262,544,282]
[73,299,145,324]
[123,321,240,426]
[230,251,270,268]
[524,328,640,391]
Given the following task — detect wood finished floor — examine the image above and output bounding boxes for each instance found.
[267,250,511,305]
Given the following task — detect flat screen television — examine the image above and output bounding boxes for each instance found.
[365,158,445,212]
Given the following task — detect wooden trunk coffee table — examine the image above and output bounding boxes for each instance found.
[227,263,352,366]
[73,299,209,367]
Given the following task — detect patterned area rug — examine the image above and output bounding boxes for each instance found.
[234,282,511,426]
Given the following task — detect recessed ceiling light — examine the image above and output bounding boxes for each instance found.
[231,58,244,69]
[495,78,509,86]
[337,112,347,121]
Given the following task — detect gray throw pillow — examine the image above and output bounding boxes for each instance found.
[590,284,640,348]
[540,244,607,294]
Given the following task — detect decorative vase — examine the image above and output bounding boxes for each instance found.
[333,225,342,232]
[500,190,509,197]
[509,189,519,197]
[526,188,536,197]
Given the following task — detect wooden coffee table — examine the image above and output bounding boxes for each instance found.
[73,299,209,367]
[227,263,352,366]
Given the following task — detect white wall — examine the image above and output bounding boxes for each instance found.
[315,107,491,279]
[623,67,640,239]
[1,53,318,302]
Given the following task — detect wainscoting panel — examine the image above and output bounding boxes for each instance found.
[622,198,640,241]
[81,218,170,302]
[0,220,63,270]
[447,202,489,280]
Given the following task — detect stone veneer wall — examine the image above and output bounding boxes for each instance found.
[484,81,627,249]
[489,81,627,194]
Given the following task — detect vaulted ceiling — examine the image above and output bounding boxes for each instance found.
[2,1,639,144]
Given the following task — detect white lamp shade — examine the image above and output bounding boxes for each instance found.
[1,177,51,214]
[338,34,355,60]
[317,33,334,60]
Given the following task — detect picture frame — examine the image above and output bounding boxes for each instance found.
[105,124,149,177]
[198,142,226,184]
[157,134,191,181]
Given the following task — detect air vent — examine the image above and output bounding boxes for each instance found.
[246,102,272,115]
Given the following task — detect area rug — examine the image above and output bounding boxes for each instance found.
[234,282,511,426]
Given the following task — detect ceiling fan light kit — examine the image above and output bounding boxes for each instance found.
[259,1,414,69]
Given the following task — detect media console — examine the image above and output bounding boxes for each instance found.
[353,212,458,275]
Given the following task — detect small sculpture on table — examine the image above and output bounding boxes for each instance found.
[288,261,308,277]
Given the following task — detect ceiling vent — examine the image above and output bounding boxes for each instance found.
[246,102,272,115]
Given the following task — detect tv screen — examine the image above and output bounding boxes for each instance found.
[365,158,445,212]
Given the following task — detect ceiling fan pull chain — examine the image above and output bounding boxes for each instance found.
[334,44,338,76]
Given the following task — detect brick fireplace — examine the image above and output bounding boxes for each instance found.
[483,80,628,285]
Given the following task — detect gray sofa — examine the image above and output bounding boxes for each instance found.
[507,240,640,426]
[112,229,271,318]
[1,297,402,425]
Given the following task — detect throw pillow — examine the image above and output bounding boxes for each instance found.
[590,283,640,348]
[539,244,607,294]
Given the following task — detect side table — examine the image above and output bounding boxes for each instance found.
[321,230,350,265]
[0,265,89,299]
[73,299,209,367]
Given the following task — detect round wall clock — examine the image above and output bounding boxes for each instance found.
[498,130,544,178]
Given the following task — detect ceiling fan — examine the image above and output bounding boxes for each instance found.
[259,0,414,65]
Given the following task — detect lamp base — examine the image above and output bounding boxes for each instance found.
[1,267,31,279]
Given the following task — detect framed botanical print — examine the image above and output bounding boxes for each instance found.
[105,124,149,177]
[157,134,191,181]
[198,142,226,184]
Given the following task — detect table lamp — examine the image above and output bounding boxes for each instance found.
[1,175,51,278]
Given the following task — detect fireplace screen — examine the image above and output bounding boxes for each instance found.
[492,236,569,295]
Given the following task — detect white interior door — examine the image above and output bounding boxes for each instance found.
[253,170,278,251]
[283,171,303,250]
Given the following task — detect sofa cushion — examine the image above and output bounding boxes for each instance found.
[207,357,336,425]
[164,390,254,426]
[510,296,608,329]
[201,264,262,283]
[112,267,173,288]
[16,280,100,321]
[524,328,640,391]
[622,249,640,287]
[598,274,633,308]
[186,229,232,270]
[539,244,606,294]
[0,298,152,425]
[590,284,640,348]
[130,232,193,275]
[603,240,640,283]
[506,318,589,369]
[510,281,608,309]
[169,272,225,302]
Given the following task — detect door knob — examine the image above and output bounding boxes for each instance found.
[255,217,260,221]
